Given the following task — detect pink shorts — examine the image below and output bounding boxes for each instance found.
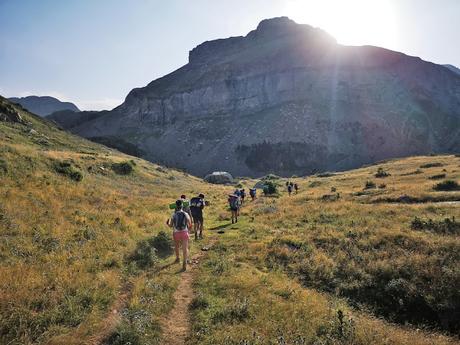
[173,231,190,241]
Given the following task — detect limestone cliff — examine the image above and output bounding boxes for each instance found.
[58,17,460,177]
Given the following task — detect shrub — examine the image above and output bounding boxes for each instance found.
[263,181,278,195]
[364,180,376,189]
[150,231,173,257]
[128,239,158,269]
[420,162,444,168]
[433,180,460,191]
[411,216,460,235]
[212,298,250,324]
[0,158,7,174]
[111,161,134,175]
[262,174,280,181]
[54,161,83,181]
[429,173,446,180]
[378,183,387,189]
[189,294,209,310]
[375,167,391,178]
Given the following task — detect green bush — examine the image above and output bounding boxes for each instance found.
[433,180,460,191]
[150,231,173,257]
[111,161,134,175]
[411,216,459,235]
[54,161,83,182]
[128,239,158,269]
[263,181,278,195]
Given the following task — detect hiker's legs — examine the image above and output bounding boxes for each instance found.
[182,238,189,270]
[199,220,203,238]
[174,240,180,262]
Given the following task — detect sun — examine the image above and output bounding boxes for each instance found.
[284,0,399,49]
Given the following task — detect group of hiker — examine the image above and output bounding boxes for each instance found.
[167,181,299,271]
[286,181,299,196]
[166,193,205,271]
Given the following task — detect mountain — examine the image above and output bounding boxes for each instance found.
[444,64,460,76]
[53,17,460,177]
[8,95,80,117]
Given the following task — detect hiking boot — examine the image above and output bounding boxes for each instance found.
[182,262,187,271]
[174,257,180,264]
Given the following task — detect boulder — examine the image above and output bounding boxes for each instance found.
[204,171,233,184]
[0,102,25,124]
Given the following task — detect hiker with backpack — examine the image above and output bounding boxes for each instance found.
[249,188,256,201]
[287,183,293,196]
[294,183,299,194]
[228,193,241,224]
[166,199,192,271]
[240,189,246,205]
[190,193,205,240]
[181,194,192,218]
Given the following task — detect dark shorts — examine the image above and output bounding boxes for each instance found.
[230,207,239,212]
[192,213,203,223]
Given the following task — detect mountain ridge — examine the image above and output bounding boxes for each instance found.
[51,17,460,177]
[8,95,80,117]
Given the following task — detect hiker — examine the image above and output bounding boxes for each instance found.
[240,189,246,205]
[228,193,240,224]
[190,193,205,240]
[249,188,256,201]
[294,183,299,194]
[287,183,293,196]
[166,199,192,271]
[181,194,192,218]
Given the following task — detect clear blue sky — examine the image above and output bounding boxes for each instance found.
[1,0,459,110]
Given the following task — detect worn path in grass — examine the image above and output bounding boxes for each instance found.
[159,246,211,345]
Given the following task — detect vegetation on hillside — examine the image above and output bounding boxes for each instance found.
[0,97,459,344]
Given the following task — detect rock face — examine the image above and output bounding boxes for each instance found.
[204,171,234,184]
[0,98,25,124]
[57,17,460,177]
[9,96,80,117]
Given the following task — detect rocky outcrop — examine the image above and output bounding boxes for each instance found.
[58,17,460,177]
[9,96,80,117]
[0,98,25,124]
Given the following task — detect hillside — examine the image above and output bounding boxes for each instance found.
[51,17,460,177]
[9,95,80,117]
[1,96,460,344]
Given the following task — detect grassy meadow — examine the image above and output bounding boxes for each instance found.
[1,97,459,344]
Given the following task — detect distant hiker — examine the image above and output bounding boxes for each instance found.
[190,193,205,240]
[286,181,289,187]
[294,183,299,194]
[228,193,241,224]
[240,189,246,205]
[166,199,192,271]
[234,189,241,197]
[249,188,256,201]
[287,184,293,196]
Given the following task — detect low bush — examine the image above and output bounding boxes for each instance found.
[316,172,335,178]
[429,173,446,180]
[364,180,376,189]
[263,181,278,195]
[128,239,158,269]
[433,180,460,191]
[411,216,460,235]
[420,162,444,168]
[375,167,391,178]
[53,161,83,181]
[111,161,134,175]
[150,231,173,257]
[0,158,7,174]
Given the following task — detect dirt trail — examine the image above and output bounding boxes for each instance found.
[159,252,204,345]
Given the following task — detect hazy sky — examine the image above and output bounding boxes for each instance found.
[1,0,459,110]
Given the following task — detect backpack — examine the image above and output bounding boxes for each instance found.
[229,196,240,209]
[190,197,203,209]
[173,211,187,231]
[249,188,256,197]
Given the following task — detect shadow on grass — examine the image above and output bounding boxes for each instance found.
[209,223,232,231]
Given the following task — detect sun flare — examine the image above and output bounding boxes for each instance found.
[284,0,399,48]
